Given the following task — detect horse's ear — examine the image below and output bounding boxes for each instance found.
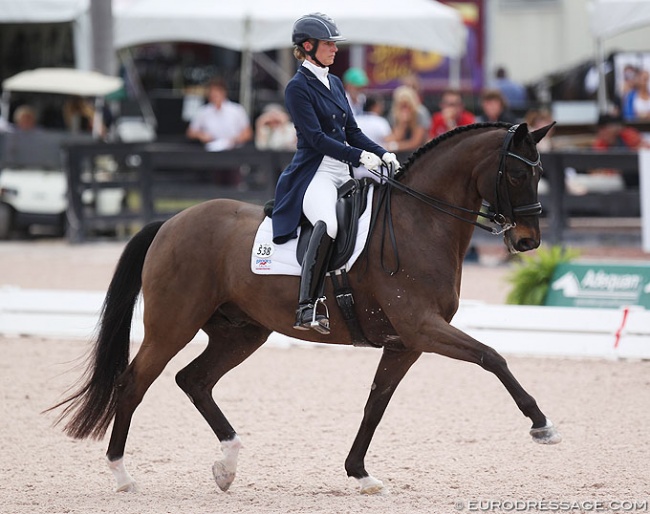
[530,122,556,144]
[512,122,529,146]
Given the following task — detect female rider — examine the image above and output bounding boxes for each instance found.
[272,13,400,334]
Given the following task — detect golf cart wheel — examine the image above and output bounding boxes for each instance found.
[0,203,13,240]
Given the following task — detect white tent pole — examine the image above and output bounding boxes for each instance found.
[239,16,254,117]
[596,36,608,113]
[449,57,461,89]
[73,9,93,71]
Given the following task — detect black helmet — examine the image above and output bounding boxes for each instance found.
[292,13,346,46]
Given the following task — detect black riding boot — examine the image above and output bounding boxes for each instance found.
[294,220,333,334]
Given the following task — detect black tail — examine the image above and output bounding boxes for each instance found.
[47,221,165,440]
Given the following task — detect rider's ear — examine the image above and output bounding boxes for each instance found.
[530,122,556,144]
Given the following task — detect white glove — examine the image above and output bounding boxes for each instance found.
[381,152,401,170]
[359,151,383,172]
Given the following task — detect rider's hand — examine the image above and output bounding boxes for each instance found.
[381,152,401,171]
[359,151,382,172]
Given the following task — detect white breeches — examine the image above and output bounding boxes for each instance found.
[302,156,351,240]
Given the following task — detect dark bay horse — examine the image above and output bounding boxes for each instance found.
[50,122,560,495]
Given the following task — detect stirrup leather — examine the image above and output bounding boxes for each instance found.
[294,297,330,334]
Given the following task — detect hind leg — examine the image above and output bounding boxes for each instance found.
[175,318,270,492]
[106,340,185,492]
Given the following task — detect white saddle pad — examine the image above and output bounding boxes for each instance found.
[251,186,374,275]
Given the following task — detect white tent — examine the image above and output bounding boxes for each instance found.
[113,0,467,56]
[589,0,650,39]
[113,0,468,112]
[588,0,650,111]
[0,0,92,70]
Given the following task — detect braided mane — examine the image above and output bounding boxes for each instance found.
[399,121,514,175]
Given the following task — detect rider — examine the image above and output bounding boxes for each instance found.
[272,13,400,334]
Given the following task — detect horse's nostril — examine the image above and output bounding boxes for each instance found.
[516,238,540,252]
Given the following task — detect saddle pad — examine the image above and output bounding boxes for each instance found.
[251,186,374,275]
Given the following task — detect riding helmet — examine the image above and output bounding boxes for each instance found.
[291,13,346,45]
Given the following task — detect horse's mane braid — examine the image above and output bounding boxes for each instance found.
[399,121,513,175]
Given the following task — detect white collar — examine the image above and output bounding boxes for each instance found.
[302,60,330,89]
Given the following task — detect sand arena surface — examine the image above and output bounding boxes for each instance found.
[1,240,649,513]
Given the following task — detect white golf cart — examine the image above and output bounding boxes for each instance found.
[0,68,125,239]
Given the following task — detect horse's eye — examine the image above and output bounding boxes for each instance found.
[507,168,528,187]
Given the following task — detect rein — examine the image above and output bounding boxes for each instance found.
[365,124,543,274]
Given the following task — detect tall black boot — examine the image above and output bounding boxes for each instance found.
[294,221,333,334]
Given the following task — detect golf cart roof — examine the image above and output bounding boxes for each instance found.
[2,68,123,97]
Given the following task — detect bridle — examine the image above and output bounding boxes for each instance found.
[365,124,543,274]
[370,124,543,236]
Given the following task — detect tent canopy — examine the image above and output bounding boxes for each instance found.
[113,0,467,58]
[0,0,88,23]
[2,68,123,96]
[589,0,650,39]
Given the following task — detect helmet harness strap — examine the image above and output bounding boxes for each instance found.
[303,40,326,68]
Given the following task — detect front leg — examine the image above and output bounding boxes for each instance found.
[400,315,561,443]
[345,348,422,494]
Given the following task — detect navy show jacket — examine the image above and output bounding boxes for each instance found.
[271,66,386,244]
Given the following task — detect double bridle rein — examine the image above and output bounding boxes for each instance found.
[366,124,543,274]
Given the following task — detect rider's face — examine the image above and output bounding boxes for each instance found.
[305,40,338,67]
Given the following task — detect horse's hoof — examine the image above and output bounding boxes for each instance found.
[213,460,236,492]
[115,480,138,493]
[357,475,388,495]
[530,419,562,445]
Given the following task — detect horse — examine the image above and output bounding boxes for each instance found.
[49,121,560,495]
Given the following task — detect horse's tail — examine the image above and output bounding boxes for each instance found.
[47,221,165,440]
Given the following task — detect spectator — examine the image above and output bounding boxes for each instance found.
[342,67,369,117]
[400,73,431,131]
[63,96,96,134]
[593,113,649,151]
[429,89,475,139]
[186,76,252,151]
[476,89,518,124]
[254,103,296,151]
[622,69,650,121]
[385,85,428,153]
[355,95,391,146]
[589,113,650,188]
[13,105,39,132]
[491,66,527,111]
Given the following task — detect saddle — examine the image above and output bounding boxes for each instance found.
[264,178,373,271]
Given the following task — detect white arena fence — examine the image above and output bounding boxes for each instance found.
[0,287,648,360]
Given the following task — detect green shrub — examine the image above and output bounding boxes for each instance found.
[506,246,580,306]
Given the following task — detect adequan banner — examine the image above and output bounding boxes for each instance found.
[546,262,650,309]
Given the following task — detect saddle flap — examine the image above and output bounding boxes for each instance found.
[297,178,372,269]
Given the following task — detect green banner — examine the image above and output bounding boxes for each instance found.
[546,262,650,309]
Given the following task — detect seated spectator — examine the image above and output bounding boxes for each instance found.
[355,95,391,146]
[254,103,296,151]
[587,113,650,190]
[343,67,369,117]
[622,69,650,121]
[592,113,649,151]
[13,105,40,132]
[429,89,475,139]
[186,76,252,152]
[399,73,431,132]
[491,66,527,111]
[63,96,96,134]
[476,89,518,124]
[384,85,427,153]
